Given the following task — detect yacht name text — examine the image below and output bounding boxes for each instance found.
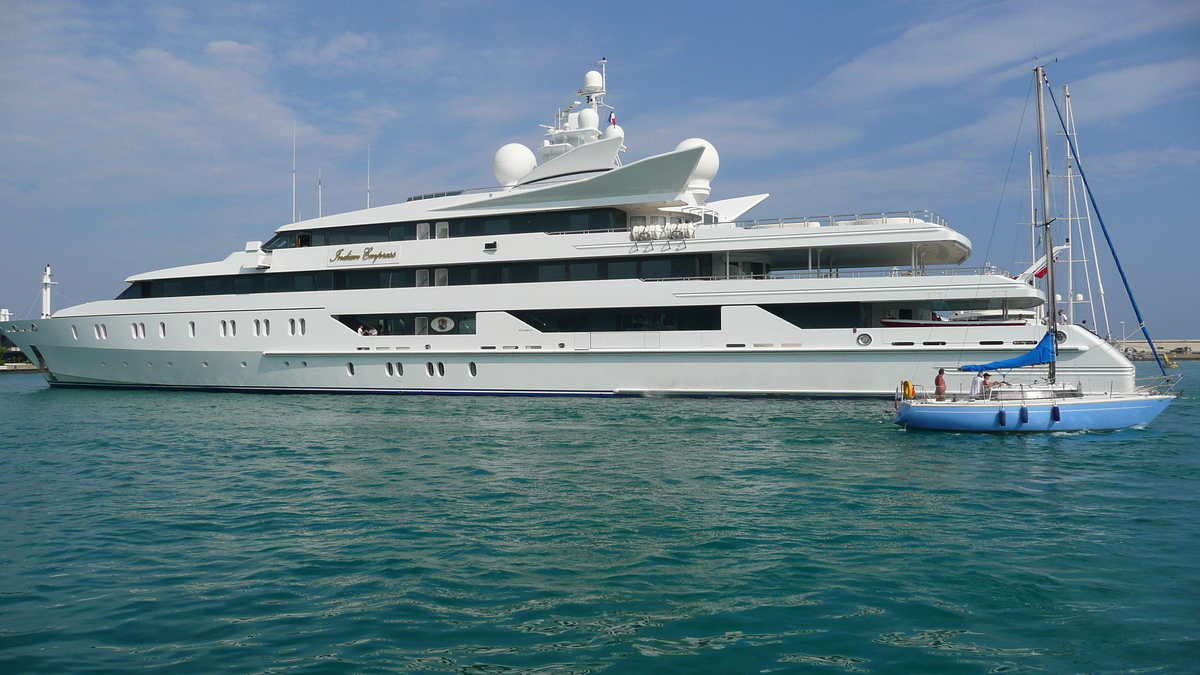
[328,247,398,264]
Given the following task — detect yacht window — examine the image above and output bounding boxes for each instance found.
[484,219,510,235]
[71,325,78,340]
[263,233,292,250]
[288,318,296,336]
[159,322,166,338]
[229,320,236,336]
[538,264,566,282]
[417,223,430,240]
[629,216,646,228]
[299,318,307,335]
[297,233,311,247]
[415,317,429,335]
[569,262,598,280]
[389,224,415,241]
[511,306,721,333]
[263,319,270,336]
[435,222,450,239]
[650,216,666,227]
[642,259,671,279]
[670,217,682,225]
[189,321,196,338]
[570,213,589,231]
[254,319,261,336]
[608,261,638,279]
[115,252,715,299]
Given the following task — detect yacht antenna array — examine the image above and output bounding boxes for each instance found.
[41,264,56,319]
[292,120,297,223]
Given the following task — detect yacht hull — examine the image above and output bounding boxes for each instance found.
[4,313,1137,398]
[894,394,1175,432]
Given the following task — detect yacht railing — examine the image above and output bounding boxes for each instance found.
[641,265,1012,282]
[729,211,948,230]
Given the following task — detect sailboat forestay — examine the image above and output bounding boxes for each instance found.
[893,66,1179,432]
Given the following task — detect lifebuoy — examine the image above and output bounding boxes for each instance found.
[901,380,915,399]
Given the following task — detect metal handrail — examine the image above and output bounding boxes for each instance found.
[641,266,1014,283]
[730,211,948,230]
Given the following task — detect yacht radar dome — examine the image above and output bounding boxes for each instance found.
[493,143,538,186]
[578,107,600,130]
[584,70,604,93]
[603,124,624,141]
[675,138,719,203]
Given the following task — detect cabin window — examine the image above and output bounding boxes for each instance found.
[434,268,448,286]
[629,216,646,228]
[538,264,566,282]
[417,223,430,240]
[415,269,429,287]
[189,321,196,338]
[435,222,450,239]
[159,322,166,338]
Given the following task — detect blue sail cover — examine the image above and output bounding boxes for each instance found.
[960,332,1056,372]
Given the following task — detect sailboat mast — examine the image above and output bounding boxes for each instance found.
[1035,65,1057,383]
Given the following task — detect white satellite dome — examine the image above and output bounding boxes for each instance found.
[584,70,604,93]
[603,123,624,141]
[493,143,537,186]
[578,107,600,130]
[675,138,719,202]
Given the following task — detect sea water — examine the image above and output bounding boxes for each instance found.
[1,363,1197,674]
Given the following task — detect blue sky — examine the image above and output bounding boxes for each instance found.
[2,0,1197,337]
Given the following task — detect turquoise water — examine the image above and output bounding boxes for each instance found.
[1,363,1197,674]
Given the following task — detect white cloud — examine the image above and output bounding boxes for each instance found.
[1068,58,1200,122]
[822,0,1200,105]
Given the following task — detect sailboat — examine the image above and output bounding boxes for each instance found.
[893,66,1179,432]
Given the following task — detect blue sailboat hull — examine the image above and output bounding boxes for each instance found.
[894,394,1175,432]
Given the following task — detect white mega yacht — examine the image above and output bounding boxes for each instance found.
[1,64,1137,397]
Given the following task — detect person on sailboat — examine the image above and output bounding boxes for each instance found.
[935,368,947,400]
[1057,310,1068,325]
[971,373,994,398]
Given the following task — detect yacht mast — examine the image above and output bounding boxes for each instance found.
[1035,65,1057,383]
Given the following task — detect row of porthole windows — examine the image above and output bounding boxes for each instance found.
[73,318,307,341]
[345,361,478,378]
[128,322,167,339]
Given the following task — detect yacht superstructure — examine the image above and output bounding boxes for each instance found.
[0,64,1137,397]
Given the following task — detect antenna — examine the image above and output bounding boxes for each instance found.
[41,264,56,319]
[367,144,371,209]
[292,120,297,223]
[318,169,323,218]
